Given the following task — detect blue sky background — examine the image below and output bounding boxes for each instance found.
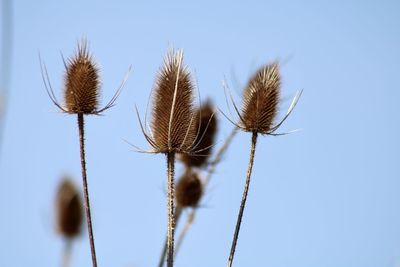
[1,0,400,266]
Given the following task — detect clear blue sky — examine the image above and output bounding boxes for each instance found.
[1,0,400,266]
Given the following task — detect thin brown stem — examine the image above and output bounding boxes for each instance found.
[77,113,98,267]
[158,206,182,267]
[227,131,258,267]
[61,239,73,267]
[162,127,238,267]
[166,152,176,267]
[205,127,238,187]
[158,127,238,267]
[175,210,195,257]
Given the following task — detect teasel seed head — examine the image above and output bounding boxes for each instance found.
[41,38,129,115]
[63,39,100,114]
[240,62,280,134]
[179,100,218,168]
[148,49,197,154]
[176,170,203,208]
[56,177,83,239]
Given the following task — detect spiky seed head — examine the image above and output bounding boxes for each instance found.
[176,170,203,208]
[151,50,196,153]
[56,177,83,239]
[241,62,280,134]
[179,101,218,167]
[64,40,100,114]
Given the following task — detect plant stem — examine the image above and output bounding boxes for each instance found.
[166,152,176,267]
[77,113,98,267]
[158,127,238,267]
[204,127,238,187]
[158,206,182,267]
[62,239,72,267]
[227,132,258,267]
[175,209,195,257]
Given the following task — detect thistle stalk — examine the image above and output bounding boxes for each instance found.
[166,152,176,267]
[77,113,98,267]
[227,132,257,267]
[61,239,73,267]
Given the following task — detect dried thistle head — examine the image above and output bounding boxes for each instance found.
[176,170,203,208]
[222,61,302,136]
[179,101,218,167]
[41,38,128,115]
[56,177,83,239]
[144,49,197,154]
[240,62,280,134]
[63,40,100,114]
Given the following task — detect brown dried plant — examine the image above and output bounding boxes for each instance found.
[136,49,199,267]
[56,177,83,267]
[223,62,302,267]
[41,38,129,267]
[157,100,218,267]
[179,101,218,168]
[176,169,203,208]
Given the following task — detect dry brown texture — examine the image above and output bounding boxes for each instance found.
[176,170,203,208]
[180,101,217,167]
[56,178,83,239]
[64,40,100,114]
[151,50,196,153]
[241,62,280,134]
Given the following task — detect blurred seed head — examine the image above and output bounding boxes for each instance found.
[240,62,280,134]
[176,170,203,208]
[150,49,196,153]
[179,101,218,168]
[63,39,100,114]
[56,177,83,239]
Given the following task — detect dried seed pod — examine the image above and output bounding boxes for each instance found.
[150,49,196,153]
[56,178,83,239]
[176,170,203,208]
[63,40,100,114]
[241,62,280,134]
[180,101,217,167]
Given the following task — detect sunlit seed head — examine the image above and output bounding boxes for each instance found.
[241,62,280,134]
[150,49,196,153]
[64,39,100,114]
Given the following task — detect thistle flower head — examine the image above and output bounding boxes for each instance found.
[142,49,197,154]
[240,62,280,134]
[222,61,301,136]
[176,170,203,208]
[41,38,128,115]
[179,100,218,167]
[63,40,100,114]
[56,177,83,239]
